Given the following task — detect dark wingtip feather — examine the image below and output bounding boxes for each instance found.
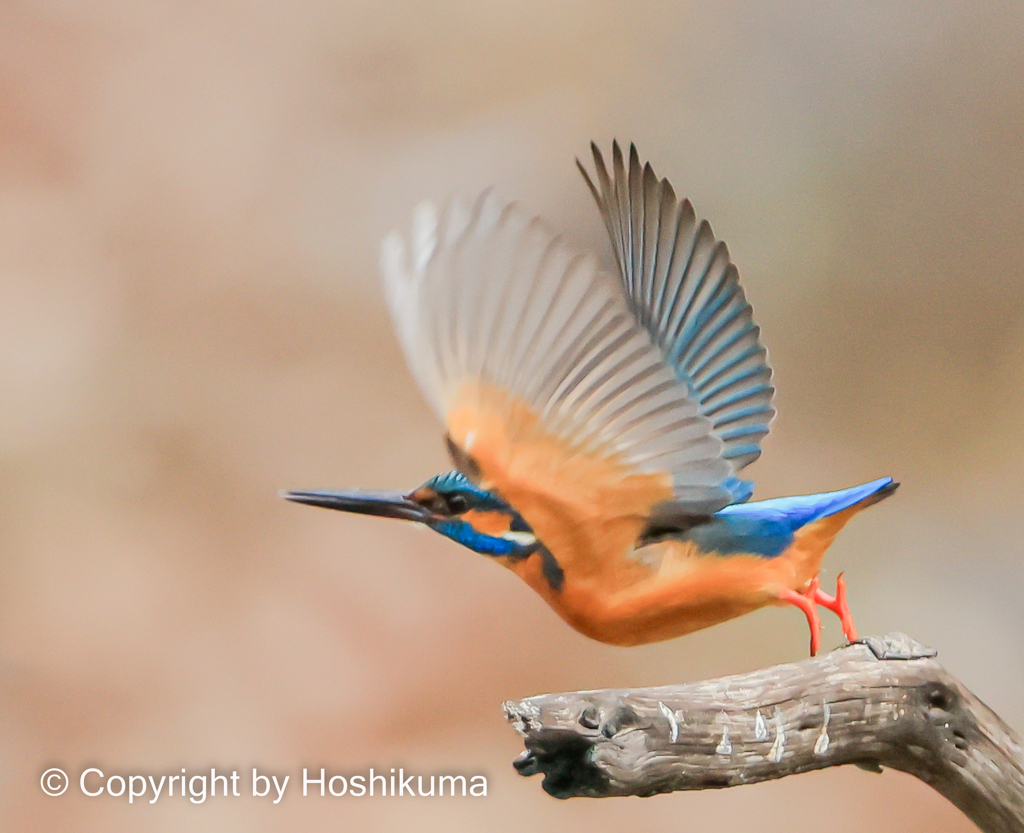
[576,157,600,202]
[612,139,624,170]
[629,141,640,169]
[587,141,612,193]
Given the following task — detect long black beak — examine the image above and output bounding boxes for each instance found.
[281,489,434,523]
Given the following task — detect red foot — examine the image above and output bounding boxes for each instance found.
[778,580,822,656]
[812,572,859,643]
[778,574,859,656]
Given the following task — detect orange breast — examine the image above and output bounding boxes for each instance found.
[524,541,798,645]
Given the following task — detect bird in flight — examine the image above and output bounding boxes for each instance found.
[285,142,896,655]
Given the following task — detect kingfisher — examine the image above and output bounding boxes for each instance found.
[285,142,897,655]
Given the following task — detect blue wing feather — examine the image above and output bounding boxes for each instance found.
[579,142,776,504]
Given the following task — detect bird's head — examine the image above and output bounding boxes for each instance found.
[283,470,539,558]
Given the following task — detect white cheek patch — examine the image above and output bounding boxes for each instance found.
[464,430,477,451]
[501,531,537,547]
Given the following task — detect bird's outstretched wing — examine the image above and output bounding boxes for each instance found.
[381,189,740,521]
[578,142,775,502]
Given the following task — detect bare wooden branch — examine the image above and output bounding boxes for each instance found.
[503,633,1024,833]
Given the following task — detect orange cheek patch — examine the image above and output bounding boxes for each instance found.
[407,486,435,503]
[461,509,513,536]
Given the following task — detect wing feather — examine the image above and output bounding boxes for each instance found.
[381,190,741,515]
[578,142,775,498]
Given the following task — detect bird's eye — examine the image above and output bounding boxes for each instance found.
[445,494,469,514]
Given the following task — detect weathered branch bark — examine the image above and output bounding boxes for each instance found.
[504,633,1024,833]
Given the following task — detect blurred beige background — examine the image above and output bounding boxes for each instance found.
[2,1,1023,830]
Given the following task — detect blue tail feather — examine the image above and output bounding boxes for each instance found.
[679,477,898,558]
[720,477,897,528]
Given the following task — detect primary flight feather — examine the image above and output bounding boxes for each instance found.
[285,142,897,655]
